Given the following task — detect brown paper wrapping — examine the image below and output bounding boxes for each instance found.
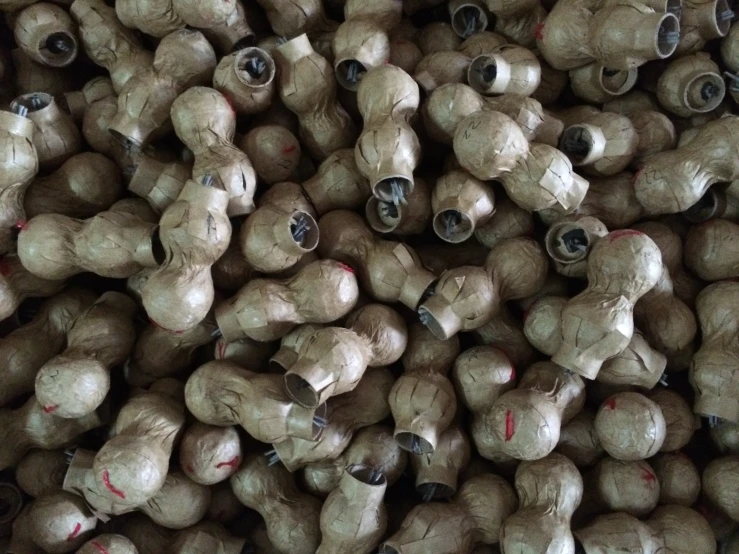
[500,453,581,554]
[389,33,423,74]
[35,292,136,418]
[0,393,103,470]
[17,203,160,281]
[256,0,333,38]
[410,423,471,500]
[684,184,739,224]
[365,176,431,235]
[231,454,322,554]
[657,53,725,118]
[302,425,407,496]
[474,191,534,249]
[0,288,94,407]
[16,449,69,497]
[301,148,372,215]
[207,482,244,524]
[70,0,153,93]
[317,210,434,310]
[109,30,216,149]
[649,505,716,554]
[690,281,739,422]
[431,170,495,243]
[199,0,254,54]
[0,254,66,321]
[468,45,540,97]
[317,464,387,554]
[419,236,547,340]
[678,0,731,54]
[184,360,324,444]
[76,534,138,554]
[416,241,488,273]
[25,153,122,219]
[355,65,420,202]
[413,51,471,94]
[214,48,275,116]
[121,514,173,554]
[390,324,459,454]
[569,63,638,104]
[270,323,324,372]
[575,511,661,553]
[422,83,485,145]
[629,110,677,168]
[115,0,184,37]
[273,34,356,161]
[125,313,217,387]
[272,367,394,470]
[171,0,236,28]
[215,258,359,342]
[381,473,517,553]
[212,237,260,295]
[170,87,256,216]
[11,92,81,171]
[417,22,461,54]
[284,304,406,408]
[138,471,210,529]
[23,492,97,553]
[711,419,739,454]
[453,110,529,181]
[649,388,696,452]
[634,116,739,215]
[14,3,79,68]
[685,219,739,281]
[238,126,301,185]
[61,77,116,122]
[591,457,660,516]
[704,455,739,522]
[472,305,537,371]
[172,521,249,554]
[651,452,701,506]
[448,0,489,38]
[594,391,666,460]
[555,410,604,467]
[544,215,608,279]
[11,47,75,97]
[552,231,663,379]
[180,423,242,485]
[81,96,127,165]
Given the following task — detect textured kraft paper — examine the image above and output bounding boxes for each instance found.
[468,45,541,97]
[231,454,322,554]
[171,0,236,29]
[0,288,95,407]
[381,474,517,553]
[171,521,249,554]
[25,152,122,219]
[184,360,325,444]
[679,0,730,55]
[256,0,334,38]
[365,176,431,236]
[431,170,495,244]
[11,47,73,99]
[416,241,489,273]
[302,425,407,496]
[301,148,372,216]
[239,126,301,185]
[35,292,136,419]
[555,410,604,467]
[214,335,275,369]
[683,185,739,224]
[657,53,725,118]
[594,392,666,460]
[685,218,739,281]
[389,324,459,455]
[413,51,472,95]
[0,108,38,254]
[569,63,638,104]
[410,424,471,500]
[61,74,115,122]
[551,231,663,380]
[485,361,585,461]
[214,258,359,343]
[317,464,388,554]
[206,481,244,524]
[274,34,356,160]
[211,231,261,294]
[271,323,326,372]
[127,155,191,215]
[13,2,79,68]
[704,455,739,522]
[170,87,257,216]
[115,0,184,38]
[0,394,103,470]
[649,388,696,452]
[70,0,153,93]
[0,254,65,320]
[629,109,677,167]
[544,215,609,279]
[120,514,173,554]
[284,303,406,408]
[634,116,739,215]
[475,191,534,249]
[180,423,242,485]
[355,65,420,202]
[76,534,139,554]
[82,95,128,167]
[418,236,547,340]
[16,449,69,497]
[317,210,435,311]
[17,204,160,281]
[473,304,537,370]
[200,0,254,54]
[651,452,701,506]
[141,178,231,332]
[590,457,659,516]
[690,281,739,422]
[500,453,582,554]
[11,92,81,171]
[710,419,739,454]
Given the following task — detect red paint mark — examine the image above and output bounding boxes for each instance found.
[66,522,82,541]
[281,144,296,154]
[0,257,10,276]
[217,340,226,359]
[223,96,237,118]
[534,23,545,40]
[337,262,354,273]
[509,366,516,381]
[185,464,194,474]
[505,410,515,441]
[90,541,110,554]
[608,229,643,242]
[604,397,617,410]
[216,455,240,469]
[14,219,27,230]
[641,468,656,483]
[43,404,59,414]
[102,470,126,499]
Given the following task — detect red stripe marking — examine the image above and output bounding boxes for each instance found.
[43,404,59,414]
[216,456,240,469]
[185,464,194,474]
[14,219,27,230]
[604,397,617,410]
[90,541,109,554]
[641,468,656,483]
[608,229,643,242]
[534,23,544,40]
[217,340,226,359]
[337,262,354,273]
[102,470,126,499]
[281,144,296,154]
[509,366,516,381]
[66,522,81,541]
[505,410,515,441]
